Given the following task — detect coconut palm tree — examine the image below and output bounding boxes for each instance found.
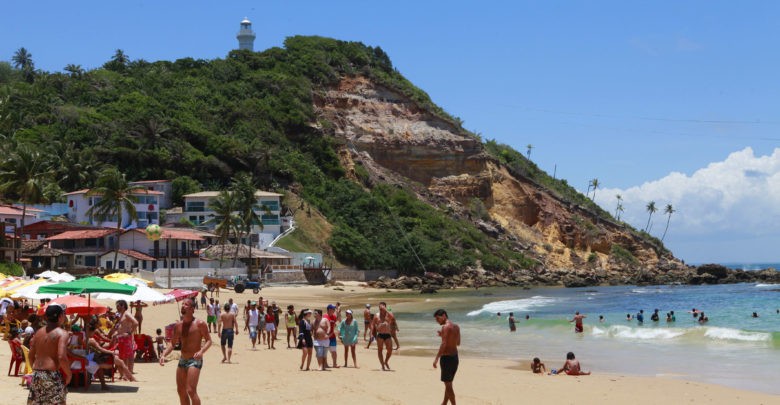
[203,190,240,269]
[614,194,623,219]
[589,178,600,201]
[661,204,675,242]
[12,47,33,69]
[526,144,533,160]
[0,144,54,262]
[63,64,83,78]
[229,173,258,267]
[86,168,145,270]
[644,201,657,232]
[616,203,624,221]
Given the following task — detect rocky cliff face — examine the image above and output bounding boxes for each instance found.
[314,76,687,274]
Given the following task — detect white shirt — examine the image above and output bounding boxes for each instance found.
[206,304,215,316]
[248,309,259,327]
[230,303,239,314]
[0,301,10,316]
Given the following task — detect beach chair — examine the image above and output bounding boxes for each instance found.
[134,334,155,362]
[20,345,33,387]
[7,340,25,376]
[67,356,91,389]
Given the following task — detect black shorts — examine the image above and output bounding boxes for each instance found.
[220,328,234,348]
[377,333,392,340]
[440,354,459,382]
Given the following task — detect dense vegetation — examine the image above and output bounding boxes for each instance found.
[0,36,536,274]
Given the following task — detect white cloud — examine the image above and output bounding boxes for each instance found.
[595,147,780,237]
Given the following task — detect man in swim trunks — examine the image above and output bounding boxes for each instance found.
[370,301,396,370]
[509,312,516,332]
[324,304,341,368]
[130,300,148,334]
[160,298,212,405]
[206,298,216,333]
[218,302,238,363]
[245,301,260,350]
[110,299,139,374]
[569,311,586,333]
[313,309,330,371]
[28,303,71,405]
[363,304,372,341]
[433,308,460,405]
[559,351,591,375]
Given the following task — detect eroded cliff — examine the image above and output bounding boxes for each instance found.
[314,76,686,274]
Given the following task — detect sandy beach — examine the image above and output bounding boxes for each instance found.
[1,283,777,404]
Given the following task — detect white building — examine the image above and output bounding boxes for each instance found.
[63,189,162,229]
[0,205,42,229]
[129,180,173,209]
[183,190,284,247]
[114,228,211,270]
[236,17,256,51]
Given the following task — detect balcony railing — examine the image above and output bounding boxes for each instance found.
[147,249,198,258]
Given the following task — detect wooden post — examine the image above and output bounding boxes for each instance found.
[167,238,172,289]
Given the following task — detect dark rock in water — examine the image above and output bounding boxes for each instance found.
[420,286,438,294]
[696,264,728,279]
[756,268,780,282]
[689,272,718,285]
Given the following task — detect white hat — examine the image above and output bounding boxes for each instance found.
[366,304,371,307]
[346,309,353,315]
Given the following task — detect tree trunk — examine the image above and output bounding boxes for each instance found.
[661,214,672,242]
[113,211,121,272]
[232,229,242,268]
[645,214,652,232]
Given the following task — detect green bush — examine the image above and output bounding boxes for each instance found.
[587,253,597,263]
[611,245,639,266]
[0,261,24,277]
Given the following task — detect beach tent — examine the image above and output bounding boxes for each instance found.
[95,283,167,302]
[37,295,108,316]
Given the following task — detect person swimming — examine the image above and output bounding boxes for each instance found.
[752,312,759,318]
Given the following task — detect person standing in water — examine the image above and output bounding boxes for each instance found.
[370,302,396,371]
[160,298,212,405]
[508,312,516,332]
[433,309,460,405]
[569,311,586,333]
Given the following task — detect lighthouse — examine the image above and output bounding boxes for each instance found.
[236,17,256,51]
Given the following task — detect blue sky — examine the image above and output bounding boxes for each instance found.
[3,1,779,263]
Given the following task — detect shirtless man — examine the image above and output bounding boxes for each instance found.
[433,309,460,405]
[218,302,238,363]
[370,302,396,370]
[313,309,330,371]
[28,304,71,405]
[559,351,590,375]
[130,300,148,334]
[110,299,139,374]
[160,298,212,405]
[569,311,586,333]
[363,304,372,341]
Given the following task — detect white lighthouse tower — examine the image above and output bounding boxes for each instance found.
[236,17,256,51]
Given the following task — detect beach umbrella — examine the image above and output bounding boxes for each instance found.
[120,277,154,288]
[11,280,59,300]
[38,277,136,318]
[2,279,27,291]
[104,273,153,287]
[0,279,46,299]
[37,295,109,316]
[50,272,75,282]
[156,289,198,304]
[36,270,60,279]
[95,283,167,302]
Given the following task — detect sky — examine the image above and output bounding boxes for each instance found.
[2,1,779,263]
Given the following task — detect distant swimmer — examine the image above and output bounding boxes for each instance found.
[558,352,591,376]
[650,309,660,322]
[626,313,632,321]
[752,312,759,318]
[698,312,709,324]
[636,310,644,323]
[508,312,516,332]
[688,308,702,318]
[569,311,586,333]
[670,311,676,322]
[525,314,530,320]
[599,315,604,323]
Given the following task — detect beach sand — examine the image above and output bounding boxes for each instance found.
[1,283,776,404]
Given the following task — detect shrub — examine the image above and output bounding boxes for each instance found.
[0,261,24,277]
[611,245,639,266]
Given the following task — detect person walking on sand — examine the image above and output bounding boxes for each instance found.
[339,309,359,368]
[363,304,372,341]
[228,298,238,315]
[324,304,341,368]
[558,352,590,375]
[298,309,313,370]
[218,302,238,363]
[160,298,212,405]
[264,308,276,349]
[508,312,516,332]
[569,311,586,333]
[206,298,216,333]
[245,302,260,350]
[130,300,148,334]
[313,309,330,371]
[433,309,460,405]
[370,302,396,371]
[285,305,298,348]
[110,299,139,374]
[28,304,72,405]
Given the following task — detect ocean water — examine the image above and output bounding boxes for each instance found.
[389,283,780,394]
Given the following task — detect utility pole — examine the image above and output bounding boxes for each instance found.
[167,237,172,288]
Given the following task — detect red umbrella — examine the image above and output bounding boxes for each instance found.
[37,295,109,316]
[155,289,198,305]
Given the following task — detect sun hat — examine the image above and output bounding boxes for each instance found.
[346,309,353,315]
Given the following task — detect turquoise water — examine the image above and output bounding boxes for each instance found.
[390,283,780,395]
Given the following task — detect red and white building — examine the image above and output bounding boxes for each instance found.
[62,189,162,229]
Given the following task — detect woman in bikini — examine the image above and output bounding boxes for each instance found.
[130,300,148,334]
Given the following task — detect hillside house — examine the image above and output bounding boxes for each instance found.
[63,189,162,229]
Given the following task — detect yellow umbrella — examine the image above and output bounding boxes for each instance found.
[104,273,153,287]
[1,279,27,291]
[0,279,44,299]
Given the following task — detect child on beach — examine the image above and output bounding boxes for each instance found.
[531,357,546,374]
[559,352,591,376]
[155,328,165,359]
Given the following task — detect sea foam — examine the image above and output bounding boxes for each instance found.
[755,283,777,288]
[466,296,557,316]
[592,325,685,340]
[703,327,771,342]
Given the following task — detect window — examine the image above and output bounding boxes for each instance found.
[142,260,147,270]
[261,214,280,225]
[259,201,280,211]
[145,212,158,220]
[85,238,97,247]
[133,260,139,268]
[118,260,125,269]
[5,218,16,224]
[186,201,205,212]
[85,256,96,266]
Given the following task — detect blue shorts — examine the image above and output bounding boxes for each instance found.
[221,328,234,348]
[329,337,337,352]
[249,326,258,339]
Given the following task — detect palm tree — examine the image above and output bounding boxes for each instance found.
[589,178,600,201]
[614,194,623,218]
[112,49,129,65]
[661,204,675,242]
[0,144,54,262]
[64,64,83,78]
[86,168,145,270]
[12,47,33,69]
[526,144,533,160]
[203,190,240,269]
[616,203,624,221]
[230,174,257,267]
[644,201,657,232]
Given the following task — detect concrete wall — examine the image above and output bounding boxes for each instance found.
[329,269,398,281]
[146,267,247,289]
